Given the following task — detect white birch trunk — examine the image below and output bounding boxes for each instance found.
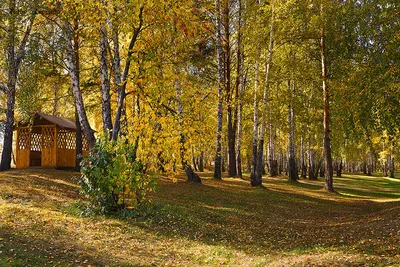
[1,1,36,170]
[100,24,113,133]
[256,11,275,180]
[235,0,245,178]
[250,43,261,186]
[389,142,395,178]
[214,0,224,180]
[287,80,298,181]
[62,23,96,148]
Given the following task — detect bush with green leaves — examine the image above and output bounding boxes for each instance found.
[80,136,157,214]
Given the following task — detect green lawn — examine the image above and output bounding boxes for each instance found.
[0,169,399,266]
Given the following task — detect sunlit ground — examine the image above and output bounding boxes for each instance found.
[0,168,399,266]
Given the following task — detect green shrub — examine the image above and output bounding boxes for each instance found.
[80,136,157,214]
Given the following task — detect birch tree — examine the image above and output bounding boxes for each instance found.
[0,0,37,170]
[320,0,334,191]
[256,8,274,182]
[214,0,224,180]
[99,1,112,133]
[250,27,261,186]
[62,20,96,147]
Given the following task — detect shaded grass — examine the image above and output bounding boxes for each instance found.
[0,168,399,266]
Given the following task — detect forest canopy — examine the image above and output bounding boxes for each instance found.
[0,0,399,191]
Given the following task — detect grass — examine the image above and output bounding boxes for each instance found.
[0,169,400,266]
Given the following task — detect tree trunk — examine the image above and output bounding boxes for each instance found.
[235,0,244,179]
[221,0,236,178]
[63,22,96,148]
[192,147,198,171]
[222,144,227,173]
[1,1,36,171]
[227,109,236,177]
[384,141,389,176]
[320,164,325,177]
[367,151,372,176]
[99,24,113,133]
[199,151,204,172]
[362,159,367,174]
[384,158,388,176]
[390,143,395,178]
[256,12,274,182]
[52,79,59,115]
[111,6,144,141]
[268,124,278,177]
[176,81,201,183]
[250,41,261,187]
[112,24,122,90]
[316,159,323,179]
[236,85,244,177]
[172,16,201,183]
[337,159,343,177]
[277,128,283,174]
[235,71,244,178]
[308,147,318,180]
[214,0,224,180]
[300,136,307,178]
[1,83,16,171]
[321,2,334,191]
[287,80,298,182]
[75,108,83,171]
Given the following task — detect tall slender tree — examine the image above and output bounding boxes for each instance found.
[214,0,224,180]
[287,80,298,182]
[62,19,96,147]
[235,0,245,178]
[99,2,113,134]
[0,0,37,170]
[250,35,261,186]
[223,0,237,178]
[320,0,334,191]
[256,9,274,182]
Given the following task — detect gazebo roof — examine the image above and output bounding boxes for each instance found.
[18,113,77,131]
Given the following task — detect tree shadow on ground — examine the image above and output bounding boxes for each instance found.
[0,226,103,266]
[119,173,400,260]
[2,169,400,266]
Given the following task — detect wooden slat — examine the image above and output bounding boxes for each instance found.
[16,128,30,168]
[42,126,56,167]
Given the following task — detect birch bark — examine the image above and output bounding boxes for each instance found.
[214,0,224,180]
[250,44,261,186]
[99,23,113,133]
[1,0,36,170]
[235,0,244,178]
[256,12,274,181]
[287,80,298,182]
[321,1,334,191]
[111,6,144,141]
[63,22,96,148]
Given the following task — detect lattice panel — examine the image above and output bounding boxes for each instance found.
[57,130,76,150]
[42,126,55,149]
[30,133,42,151]
[82,136,89,151]
[18,128,31,150]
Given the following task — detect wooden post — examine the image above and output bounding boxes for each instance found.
[16,128,19,168]
[27,128,31,168]
[53,126,57,167]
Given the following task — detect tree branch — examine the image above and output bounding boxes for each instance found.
[15,10,37,68]
[112,5,145,140]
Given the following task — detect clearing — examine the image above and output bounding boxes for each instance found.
[0,169,400,266]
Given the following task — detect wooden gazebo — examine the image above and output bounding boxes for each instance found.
[15,113,89,168]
